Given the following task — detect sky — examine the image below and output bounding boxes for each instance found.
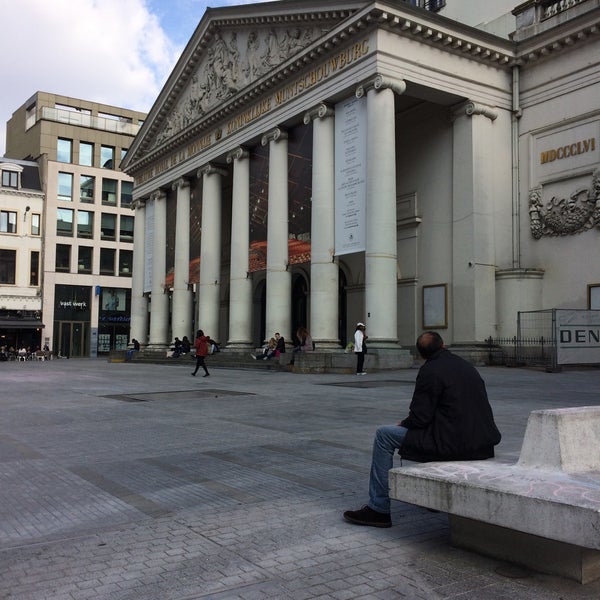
[0,0,270,157]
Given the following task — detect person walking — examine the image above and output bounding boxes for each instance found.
[343,331,501,528]
[354,322,367,375]
[191,329,210,377]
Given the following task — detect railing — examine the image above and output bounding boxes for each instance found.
[39,107,141,136]
[542,0,586,20]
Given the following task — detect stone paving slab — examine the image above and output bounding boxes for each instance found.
[1,359,600,599]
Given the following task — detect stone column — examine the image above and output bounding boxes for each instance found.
[171,178,193,341]
[148,190,169,349]
[130,198,148,345]
[356,75,406,347]
[304,103,339,349]
[226,147,253,349]
[261,127,291,341]
[197,164,226,341]
[452,101,509,342]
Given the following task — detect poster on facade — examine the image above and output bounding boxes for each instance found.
[143,197,154,293]
[334,96,367,256]
[555,309,600,365]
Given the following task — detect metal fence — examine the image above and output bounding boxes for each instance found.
[486,310,558,370]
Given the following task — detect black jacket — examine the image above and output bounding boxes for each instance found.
[400,349,501,462]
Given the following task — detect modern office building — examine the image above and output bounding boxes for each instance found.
[5,92,146,357]
[0,157,44,352]
[121,0,600,359]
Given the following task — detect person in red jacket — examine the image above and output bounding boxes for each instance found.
[191,329,210,377]
[343,331,501,528]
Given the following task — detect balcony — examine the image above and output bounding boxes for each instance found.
[39,107,142,136]
[512,0,595,41]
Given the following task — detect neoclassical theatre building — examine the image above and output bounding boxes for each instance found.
[121,0,600,358]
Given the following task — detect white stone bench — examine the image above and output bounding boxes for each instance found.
[389,406,600,583]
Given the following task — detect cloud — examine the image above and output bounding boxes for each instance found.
[0,0,181,156]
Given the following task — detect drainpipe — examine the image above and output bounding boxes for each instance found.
[511,65,522,269]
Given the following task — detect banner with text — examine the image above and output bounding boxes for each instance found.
[556,309,600,365]
[334,96,367,256]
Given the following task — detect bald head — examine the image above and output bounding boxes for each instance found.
[416,331,444,359]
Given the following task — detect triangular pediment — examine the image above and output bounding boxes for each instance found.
[125,2,364,167]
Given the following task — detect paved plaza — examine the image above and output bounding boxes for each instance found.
[1,357,599,599]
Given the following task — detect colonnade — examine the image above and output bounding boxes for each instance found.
[129,76,406,351]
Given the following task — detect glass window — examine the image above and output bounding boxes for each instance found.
[55,244,71,272]
[119,250,133,276]
[100,145,114,169]
[100,248,115,275]
[77,211,94,238]
[102,178,117,205]
[58,172,73,201]
[25,102,36,130]
[2,170,18,188]
[120,215,134,242]
[80,175,95,203]
[0,210,17,233]
[30,251,39,286]
[0,249,16,284]
[120,148,128,162]
[31,213,41,236]
[100,213,116,240]
[57,208,74,236]
[80,142,94,166]
[120,180,133,207]
[57,138,72,163]
[78,246,93,274]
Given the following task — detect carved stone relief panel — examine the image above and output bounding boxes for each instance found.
[153,25,330,149]
[529,169,600,238]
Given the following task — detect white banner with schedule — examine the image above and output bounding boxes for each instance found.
[334,96,367,256]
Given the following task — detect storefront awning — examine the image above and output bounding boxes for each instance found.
[0,319,45,330]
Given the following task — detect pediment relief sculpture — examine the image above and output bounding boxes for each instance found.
[152,25,328,149]
[529,169,600,238]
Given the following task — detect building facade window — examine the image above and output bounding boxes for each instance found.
[78,246,93,273]
[100,213,116,240]
[2,170,18,188]
[0,249,16,284]
[57,138,72,163]
[79,142,94,166]
[119,249,133,276]
[55,244,71,272]
[80,175,95,203]
[77,210,94,238]
[100,145,115,168]
[119,215,134,242]
[31,213,41,236]
[100,248,115,275]
[102,178,117,205]
[30,251,39,286]
[120,180,133,207]
[57,208,74,236]
[58,172,73,201]
[0,210,17,233]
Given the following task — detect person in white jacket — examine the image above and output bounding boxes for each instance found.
[354,322,368,375]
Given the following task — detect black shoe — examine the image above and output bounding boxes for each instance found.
[191,372,196,376]
[203,373,210,377]
[343,505,391,528]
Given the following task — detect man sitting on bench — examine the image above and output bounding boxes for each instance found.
[343,331,501,528]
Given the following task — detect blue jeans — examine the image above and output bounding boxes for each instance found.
[368,424,408,513]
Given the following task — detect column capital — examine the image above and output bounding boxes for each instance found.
[150,189,167,202]
[303,103,334,125]
[131,198,147,210]
[452,100,498,122]
[172,177,191,191]
[226,146,250,163]
[197,163,228,178]
[356,74,406,98]
[261,127,287,146]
